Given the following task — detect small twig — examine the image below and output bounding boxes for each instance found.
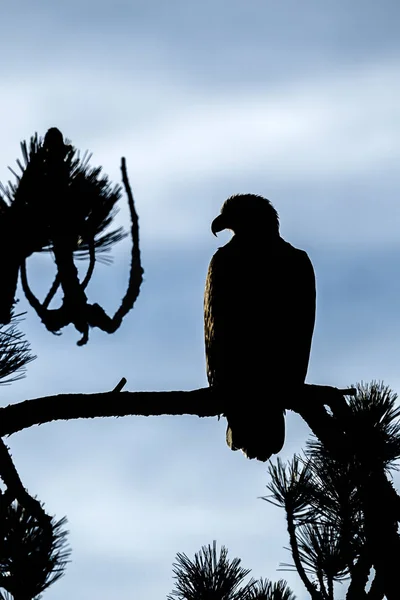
[112,377,127,392]
[81,238,96,290]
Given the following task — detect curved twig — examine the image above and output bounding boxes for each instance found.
[81,237,96,290]
[20,261,64,335]
[20,261,46,318]
[111,157,143,325]
[71,157,144,338]
[42,273,60,309]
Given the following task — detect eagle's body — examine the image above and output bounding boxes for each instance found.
[204,194,316,461]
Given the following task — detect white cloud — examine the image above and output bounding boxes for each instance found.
[1,59,399,252]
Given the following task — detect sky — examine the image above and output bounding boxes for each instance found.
[0,0,400,598]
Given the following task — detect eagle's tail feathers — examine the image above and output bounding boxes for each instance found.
[226,410,285,462]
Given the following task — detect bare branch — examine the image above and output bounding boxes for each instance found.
[111,157,144,325]
[0,384,356,438]
[20,260,46,320]
[42,273,60,309]
[0,438,52,528]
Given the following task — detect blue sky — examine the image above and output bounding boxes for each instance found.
[1,1,400,598]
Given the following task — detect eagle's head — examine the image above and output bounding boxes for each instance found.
[211,194,279,237]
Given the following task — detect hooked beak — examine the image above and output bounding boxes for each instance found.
[211,214,226,236]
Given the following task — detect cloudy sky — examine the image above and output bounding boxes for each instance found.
[1,1,399,598]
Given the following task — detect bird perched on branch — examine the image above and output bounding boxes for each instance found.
[204,194,316,461]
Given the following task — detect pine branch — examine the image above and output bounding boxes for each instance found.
[361,471,400,600]
[285,507,323,600]
[111,157,143,325]
[0,384,356,438]
[0,437,51,529]
[345,547,370,600]
[0,317,36,383]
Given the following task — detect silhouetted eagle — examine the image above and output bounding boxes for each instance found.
[204,194,316,461]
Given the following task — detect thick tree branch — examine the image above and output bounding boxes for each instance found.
[0,383,355,438]
[362,472,400,600]
[345,547,371,600]
[0,377,397,598]
[367,570,385,600]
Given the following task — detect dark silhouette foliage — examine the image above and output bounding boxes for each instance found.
[0,498,70,599]
[264,381,400,599]
[0,128,143,345]
[168,541,296,600]
[0,317,35,384]
[0,129,125,259]
[247,578,296,600]
[0,317,69,599]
